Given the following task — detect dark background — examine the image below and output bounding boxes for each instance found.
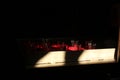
[14,2,120,80]
[15,2,119,39]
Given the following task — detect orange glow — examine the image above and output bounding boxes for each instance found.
[67,46,78,51]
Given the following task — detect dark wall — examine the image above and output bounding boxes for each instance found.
[15,3,119,39]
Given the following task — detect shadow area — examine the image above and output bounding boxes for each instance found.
[65,51,83,66]
[16,39,50,69]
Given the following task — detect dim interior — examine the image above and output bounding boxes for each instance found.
[17,28,119,68]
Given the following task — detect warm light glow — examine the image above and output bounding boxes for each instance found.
[78,48,116,64]
[34,51,66,68]
[34,48,116,68]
